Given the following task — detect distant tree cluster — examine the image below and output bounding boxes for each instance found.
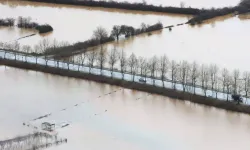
[238,0,250,13]
[188,7,237,25]
[0,16,53,34]
[28,0,201,15]
[17,17,53,33]
[111,22,163,40]
[0,18,15,27]
[188,0,250,25]
[30,22,163,57]
[17,16,38,28]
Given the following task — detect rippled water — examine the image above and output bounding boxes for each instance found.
[1,66,250,150]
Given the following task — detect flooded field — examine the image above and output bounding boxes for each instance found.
[103,15,250,72]
[1,66,250,150]
[1,1,249,73]
[0,0,188,46]
[1,0,250,150]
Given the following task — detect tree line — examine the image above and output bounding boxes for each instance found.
[70,48,250,103]
[0,16,53,34]
[27,0,201,15]
[0,18,15,27]
[17,16,53,33]
[26,0,250,26]
[35,22,163,57]
[188,0,250,25]
[2,39,249,104]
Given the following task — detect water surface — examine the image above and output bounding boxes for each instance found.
[1,66,250,150]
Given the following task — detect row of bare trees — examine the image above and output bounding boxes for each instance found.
[0,18,15,27]
[67,47,250,101]
[1,40,249,101]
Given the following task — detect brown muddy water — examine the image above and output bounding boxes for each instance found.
[0,0,189,45]
[1,1,249,72]
[1,66,250,150]
[102,14,250,72]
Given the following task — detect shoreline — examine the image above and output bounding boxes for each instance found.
[1,58,250,115]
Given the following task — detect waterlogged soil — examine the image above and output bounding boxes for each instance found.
[1,66,250,150]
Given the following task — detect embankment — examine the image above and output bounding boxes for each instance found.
[1,58,250,115]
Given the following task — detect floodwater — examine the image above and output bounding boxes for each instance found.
[107,0,240,8]
[102,14,250,72]
[1,66,250,150]
[0,0,189,46]
[1,1,249,72]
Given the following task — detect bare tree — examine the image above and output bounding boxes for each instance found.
[171,60,178,90]
[127,53,137,81]
[119,49,127,80]
[87,51,97,73]
[13,41,20,61]
[148,56,158,85]
[137,56,147,77]
[221,68,228,95]
[232,69,240,95]
[66,57,74,70]
[22,45,32,62]
[6,18,15,26]
[179,60,190,92]
[76,55,82,71]
[108,47,119,77]
[142,60,150,82]
[93,26,108,44]
[33,45,39,65]
[225,73,233,101]
[97,47,107,74]
[80,52,86,66]
[111,25,122,41]
[38,38,50,66]
[200,64,209,97]
[159,55,169,87]
[243,72,250,102]
[209,64,219,96]
[190,61,200,94]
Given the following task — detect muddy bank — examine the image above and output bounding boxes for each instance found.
[1,58,250,115]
